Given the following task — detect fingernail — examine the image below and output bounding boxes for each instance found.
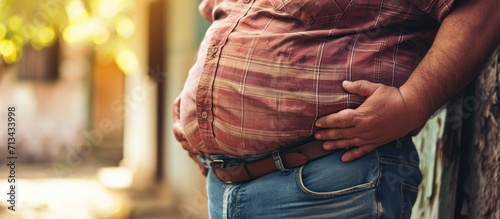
[323,143,331,150]
[341,156,349,163]
[314,133,322,139]
[315,122,322,128]
[343,81,352,87]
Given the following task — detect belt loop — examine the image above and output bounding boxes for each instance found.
[272,151,292,175]
[395,139,403,148]
[395,135,410,148]
[197,154,212,169]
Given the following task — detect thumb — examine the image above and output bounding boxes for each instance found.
[342,80,381,97]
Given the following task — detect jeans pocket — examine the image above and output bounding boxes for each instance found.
[295,150,380,199]
[377,139,422,219]
[400,183,418,219]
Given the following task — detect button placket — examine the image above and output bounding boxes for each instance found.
[209,45,219,59]
[195,0,255,149]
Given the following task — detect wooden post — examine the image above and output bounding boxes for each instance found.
[412,48,500,218]
[459,48,500,218]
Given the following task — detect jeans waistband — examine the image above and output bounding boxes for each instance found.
[199,136,316,166]
[198,135,413,169]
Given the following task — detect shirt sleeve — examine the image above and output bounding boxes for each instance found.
[198,0,214,23]
[414,0,455,22]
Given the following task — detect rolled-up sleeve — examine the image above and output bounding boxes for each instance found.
[414,0,455,22]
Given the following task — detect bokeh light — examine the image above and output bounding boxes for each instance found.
[92,26,110,45]
[0,24,6,39]
[1,0,137,73]
[115,47,139,74]
[63,24,84,44]
[34,26,56,46]
[66,0,89,22]
[115,16,135,38]
[97,0,120,19]
[0,39,15,56]
[7,16,23,32]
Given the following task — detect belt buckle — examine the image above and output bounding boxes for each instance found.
[212,159,224,168]
[211,159,253,184]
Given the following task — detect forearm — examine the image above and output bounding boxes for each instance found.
[400,0,500,127]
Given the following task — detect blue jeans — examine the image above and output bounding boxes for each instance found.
[206,137,422,218]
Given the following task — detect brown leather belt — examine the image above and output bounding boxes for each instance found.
[210,137,333,183]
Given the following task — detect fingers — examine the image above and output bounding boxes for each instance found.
[341,144,378,162]
[314,80,404,163]
[322,138,378,162]
[178,139,191,151]
[315,127,356,140]
[321,138,377,162]
[173,121,186,139]
[172,95,188,143]
[342,80,381,97]
[322,138,363,150]
[172,95,182,120]
[315,109,358,128]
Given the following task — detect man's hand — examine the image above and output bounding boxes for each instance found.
[314,80,425,163]
[315,0,500,163]
[173,95,190,150]
[173,95,209,175]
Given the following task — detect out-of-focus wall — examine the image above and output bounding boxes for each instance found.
[0,44,90,164]
[164,1,210,218]
[121,0,158,190]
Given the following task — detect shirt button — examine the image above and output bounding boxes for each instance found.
[243,0,251,3]
[212,46,218,53]
[201,111,208,119]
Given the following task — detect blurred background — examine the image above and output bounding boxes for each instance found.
[0,0,209,218]
[0,0,498,219]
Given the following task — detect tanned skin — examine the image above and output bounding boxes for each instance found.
[314,0,500,162]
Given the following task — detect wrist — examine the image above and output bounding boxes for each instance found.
[399,84,435,132]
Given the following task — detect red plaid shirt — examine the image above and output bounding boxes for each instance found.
[180,0,454,156]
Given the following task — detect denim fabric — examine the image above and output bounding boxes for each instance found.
[206,138,422,219]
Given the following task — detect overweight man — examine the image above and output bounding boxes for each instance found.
[173,0,500,218]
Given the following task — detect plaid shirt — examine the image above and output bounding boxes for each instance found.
[180,0,454,156]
